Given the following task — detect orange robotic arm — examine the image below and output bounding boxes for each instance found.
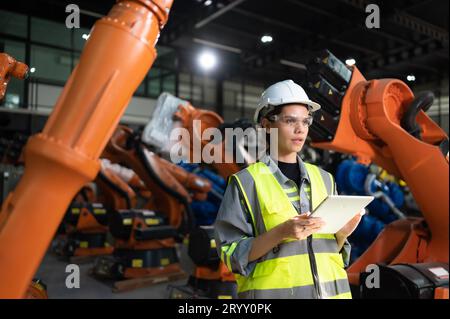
[104,125,212,229]
[173,102,241,178]
[96,166,138,211]
[306,51,448,285]
[143,93,243,179]
[0,53,29,101]
[0,0,173,298]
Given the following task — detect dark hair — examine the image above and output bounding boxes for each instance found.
[262,105,284,148]
[262,103,312,123]
[263,105,284,121]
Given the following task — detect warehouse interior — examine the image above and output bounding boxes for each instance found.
[0,0,448,299]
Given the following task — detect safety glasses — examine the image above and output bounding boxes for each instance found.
[268,115,314,128]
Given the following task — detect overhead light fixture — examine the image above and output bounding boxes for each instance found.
[407,74,416,82]
[261,35,273,43]
[193,38,242,54]
[198,50,217,71]
[345,58,356,66]
[82,33,90,40]
[280,59,307,70]
[204,0,213,6]
[30,67,36,73]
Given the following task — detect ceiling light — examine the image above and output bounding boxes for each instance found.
[198,51,217,71]
[407,75,416,82]
[345,58,356,66]
[261,35,273,43]
[30,67,36,73]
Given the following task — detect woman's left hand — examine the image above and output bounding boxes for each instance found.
[336,209,365,240]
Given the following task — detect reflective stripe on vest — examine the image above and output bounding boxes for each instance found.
[232,161,351,299]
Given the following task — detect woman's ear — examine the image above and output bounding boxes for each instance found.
[261,118,271,132]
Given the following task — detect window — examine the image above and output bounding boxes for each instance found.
[135,80,145,95]
[30,45,72,82]
[31,17,71,49]
[178,73,191,100]
[203,76,216,106]
[148,68,161,97]
[155,45,176,69]
[222,81,263,121]
[162,74,176,95]
[0,10,27,38]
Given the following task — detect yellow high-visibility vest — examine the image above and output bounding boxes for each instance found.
[229,161,351,299]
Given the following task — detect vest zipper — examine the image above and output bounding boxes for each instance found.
[307,235,322,298]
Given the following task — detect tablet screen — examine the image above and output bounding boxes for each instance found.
[311,195,374,234]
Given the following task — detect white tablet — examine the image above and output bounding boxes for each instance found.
[310,195,374,234]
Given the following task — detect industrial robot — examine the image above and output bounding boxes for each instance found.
[0,0,175,298]
[306,50,448,299]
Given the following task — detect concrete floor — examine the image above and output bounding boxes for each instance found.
[34,242,196,299]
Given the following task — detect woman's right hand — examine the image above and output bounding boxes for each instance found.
[279,214,325,240]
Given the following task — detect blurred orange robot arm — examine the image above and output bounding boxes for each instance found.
[0,53,28,101]
[0,0,174,298]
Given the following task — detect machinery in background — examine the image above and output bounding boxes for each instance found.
[335,158,410,262]
[0,0,175,298]
[142,93,244,179]
[171,163,237,298]
[142,95,240,298]
[0,53,49,298]
[360,262,449,299]
[0,133,29,165]
[0,55,28,202]
[101,208,182,281]
[182,225,237,299]
[0,53,28,102]
[53,160,143,261]
[24,279,48,299]
[0,164,23,206]
[306,50,449,299]
[55,201,113,260]
[178,162,226,226]
[98,158,150,209]
[104,125,212,232]
[91,125,211,291]
[96,159,141,213]
[93,162,185,285]
[80,157,187,290]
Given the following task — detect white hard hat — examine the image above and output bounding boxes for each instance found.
[254,79,321,123]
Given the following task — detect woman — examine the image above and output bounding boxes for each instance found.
[214,80,363,299]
